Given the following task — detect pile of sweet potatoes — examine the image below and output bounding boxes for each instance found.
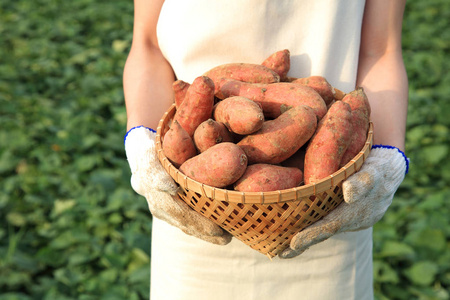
[162,49,371,192]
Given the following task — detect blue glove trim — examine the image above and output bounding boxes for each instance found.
[372,144,409,174]
[124,125,156,145]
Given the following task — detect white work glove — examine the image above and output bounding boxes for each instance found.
[280,145,409,259]
[124,126,232,245]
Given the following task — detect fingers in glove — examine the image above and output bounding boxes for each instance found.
[278,247,305,259]
[180,227,233,245]
[147,191,231,243]
[343,169,380,204]
[279,217,342,259]
[294,219,340,249]
[169,196,226,237]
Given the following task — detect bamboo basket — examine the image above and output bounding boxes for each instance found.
[155,104,374,258]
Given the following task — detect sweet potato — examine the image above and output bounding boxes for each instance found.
[172,80,190,109]
[340,110,370,167]
[261,49,290,82]
[339,87,371,167]
[237,105,318,164]
[204,63,280,94]
[173,76,215,137]
[291,76,335,105]
[218,79,327,119]
[179,142,248,188]
[333,88,346,100]
[213,96,264,135]
[163,120,197,168]
[304,101,353,184]
[193,119,233,153]
[341,87,371,117]
[234,164,303,192]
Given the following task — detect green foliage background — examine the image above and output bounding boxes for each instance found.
[0,0,448,299]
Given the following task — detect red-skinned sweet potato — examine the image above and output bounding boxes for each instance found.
[193,119,233,153]
[213,96,264,135]
[291,76,335,105]
[261,49,290,82]
[204,63,280,94]
[334,88,346,100]
[163,120,197,168]
[340,110,370,167]
[237,105,318,164]
[174,76,215,137]
[217,79,327,119]
[304,101,353,184]
[339,87,371,167]
[234,163,303,192]
[341,87,371,117]
[179,142,248,188]
[172,80,190,109]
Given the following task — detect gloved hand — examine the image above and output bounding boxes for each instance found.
[279,145,409,259]
[124,126,232,245]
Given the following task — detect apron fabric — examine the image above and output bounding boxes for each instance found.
[151,1,373,299]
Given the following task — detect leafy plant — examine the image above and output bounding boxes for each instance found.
[372,1,450,299]
[1,1,151,299]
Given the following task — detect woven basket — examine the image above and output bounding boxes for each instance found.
[155,104,374,258]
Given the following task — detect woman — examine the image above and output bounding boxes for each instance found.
[123,1,409,299]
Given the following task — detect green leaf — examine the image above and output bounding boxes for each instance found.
[378,241,415,258]
[99,268,119,284]
[6,212,27,227]
[404,261,439,286]
[417,192,445,210]
[112,39,129,52]
[404,228,446,253]
[126,248,150,274]
[0,293,32,300]
[373,261,399,283]
[422,144,449,165]
[52,199,76,217]
[127,265,150,284]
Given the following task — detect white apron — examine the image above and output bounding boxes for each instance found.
[152,1,373,299]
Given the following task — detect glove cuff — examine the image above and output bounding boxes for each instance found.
[124,125,178,195]
[372,144,410,174]
[124,125,156,145]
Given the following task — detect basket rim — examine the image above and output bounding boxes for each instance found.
[156,104,373,204]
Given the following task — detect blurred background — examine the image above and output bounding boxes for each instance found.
[0,0,449,299]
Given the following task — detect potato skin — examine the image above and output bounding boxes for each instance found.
[204,63,280,94]
[172,80,190,109]
[261,49,290,82]
[234,164,303,192]
[163,120,197,168]
[193,119,233,153]
[174,76,215,137]
[304,101,353,184]
[340,110,369,167]
[218,80,327,119]
[179,142,248,188]
[341,87,371,117]
[339,87,371,167]
[213,96,264,135]
[291,76,335,105]
[237,105,318,164]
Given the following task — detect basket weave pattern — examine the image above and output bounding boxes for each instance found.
[156,104,373,258]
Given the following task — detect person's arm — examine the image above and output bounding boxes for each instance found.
[356,0,408,151]
[123,0,175,131]
[123,0,232,245]
[280,0,409,259]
